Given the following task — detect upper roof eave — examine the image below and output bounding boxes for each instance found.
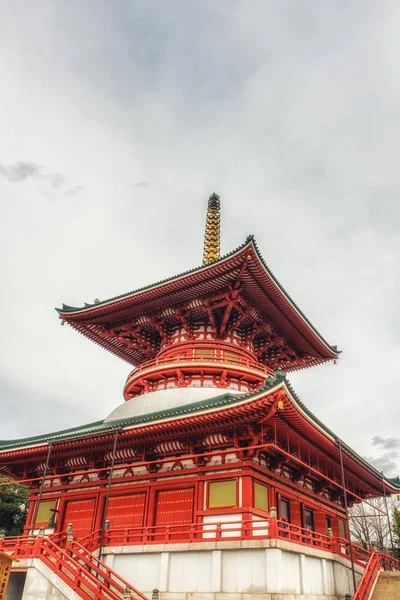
[55,238,254,315]
[56,237,339,361]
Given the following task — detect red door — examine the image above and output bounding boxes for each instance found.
[314,511,327,535]
[154,488,194,541]
[62,499,96,540]
[106,493,146,544]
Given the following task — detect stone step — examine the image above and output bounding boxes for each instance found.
[371,571,400,600]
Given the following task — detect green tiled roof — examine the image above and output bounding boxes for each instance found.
[0,374,284,451]
[1,372,398,491]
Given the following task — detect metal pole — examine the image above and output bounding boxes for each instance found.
[30,442,53,535]
[98,429,119,559]
[381,472,395,556]
[337,439,357,594]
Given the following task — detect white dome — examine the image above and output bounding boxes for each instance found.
[104,386,244,422]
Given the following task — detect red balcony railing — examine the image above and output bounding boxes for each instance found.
[2,517,399,600]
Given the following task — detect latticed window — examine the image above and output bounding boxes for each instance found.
[280,498,290,521]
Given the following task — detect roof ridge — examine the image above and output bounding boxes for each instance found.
[56,237,253,314]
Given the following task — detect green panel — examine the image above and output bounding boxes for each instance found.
[338,519,346,538]
[254,482,269,511]
[209,480,237,508]
[36,500,56,524]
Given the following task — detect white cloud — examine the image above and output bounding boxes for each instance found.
[0,1,399,478]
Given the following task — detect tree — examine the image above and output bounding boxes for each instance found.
[393,505,400,545]
[0,476,29,536]
[348,496,398,552]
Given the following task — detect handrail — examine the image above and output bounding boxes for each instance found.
[68,540,147,599]
[75,518,399,572]
[125,352,270,381]
[2,534,147,600]
[353,552,381,600]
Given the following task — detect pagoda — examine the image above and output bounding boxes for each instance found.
[1,195,399,600]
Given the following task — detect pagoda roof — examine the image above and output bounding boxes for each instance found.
[0,373,398,496]
[56,237,339,371]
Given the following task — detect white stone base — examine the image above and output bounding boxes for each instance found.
[8,541,362,600]
[101,539,362,600]
[7,559,81,600]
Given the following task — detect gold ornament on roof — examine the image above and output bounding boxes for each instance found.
[202,193,221,265]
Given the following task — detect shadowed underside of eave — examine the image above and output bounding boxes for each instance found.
[56,238,339,370]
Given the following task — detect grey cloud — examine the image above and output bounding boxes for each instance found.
[0,160,83,198]
[0,161,42,182]
[0,1,399,454]
[47,173,66,189]
[132,181,151,188]
[366,452,400,477]
[64,185,84,198]
[371,436,400,450]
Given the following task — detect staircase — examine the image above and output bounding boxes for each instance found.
[371,571,400,599]
[2,533,148,600]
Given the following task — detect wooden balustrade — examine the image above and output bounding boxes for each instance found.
[1,534,146,600]
[1,517,399,600]
[353,552,381,600]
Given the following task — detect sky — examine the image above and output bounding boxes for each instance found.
[0,2,399,478]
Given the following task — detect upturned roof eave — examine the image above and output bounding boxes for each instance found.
[1,373,398,494]
[281,379,400,494]
[56,237,339,361]
[55,238,254,316]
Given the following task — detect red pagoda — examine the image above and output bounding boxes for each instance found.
[1,195,399,600]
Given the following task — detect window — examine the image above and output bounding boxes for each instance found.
[304,508,314,531]
[195,348,215,359]
[325,516,331,533]
[209,480,237,508]
[254,482,269,511]
[223,351,240,363]
[338,519,346,538]
[36,500,57,525]
[280,498,290,522]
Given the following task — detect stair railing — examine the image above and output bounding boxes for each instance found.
[353,552,381,600]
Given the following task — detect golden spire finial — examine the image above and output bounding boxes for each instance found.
[203,193,221,265]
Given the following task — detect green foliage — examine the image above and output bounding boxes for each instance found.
[0,476,29,536]
[393,505,400,545]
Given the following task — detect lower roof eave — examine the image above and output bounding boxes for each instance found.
[0,373,398,495]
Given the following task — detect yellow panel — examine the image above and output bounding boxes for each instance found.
[254,482,269,511]
[195,348,215,358]
[36,500,56,524]
[209,480,237,508]
[338,519,346,538]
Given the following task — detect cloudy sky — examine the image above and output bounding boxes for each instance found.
[1,2,399,477]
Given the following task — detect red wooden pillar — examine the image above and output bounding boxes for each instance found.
[147,484,157,535]
[95,492,106,531]
[24,501,36,534]
[196,480,204,540]
[241,475,253,538]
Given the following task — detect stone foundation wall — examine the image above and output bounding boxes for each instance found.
[101,539,362,599]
